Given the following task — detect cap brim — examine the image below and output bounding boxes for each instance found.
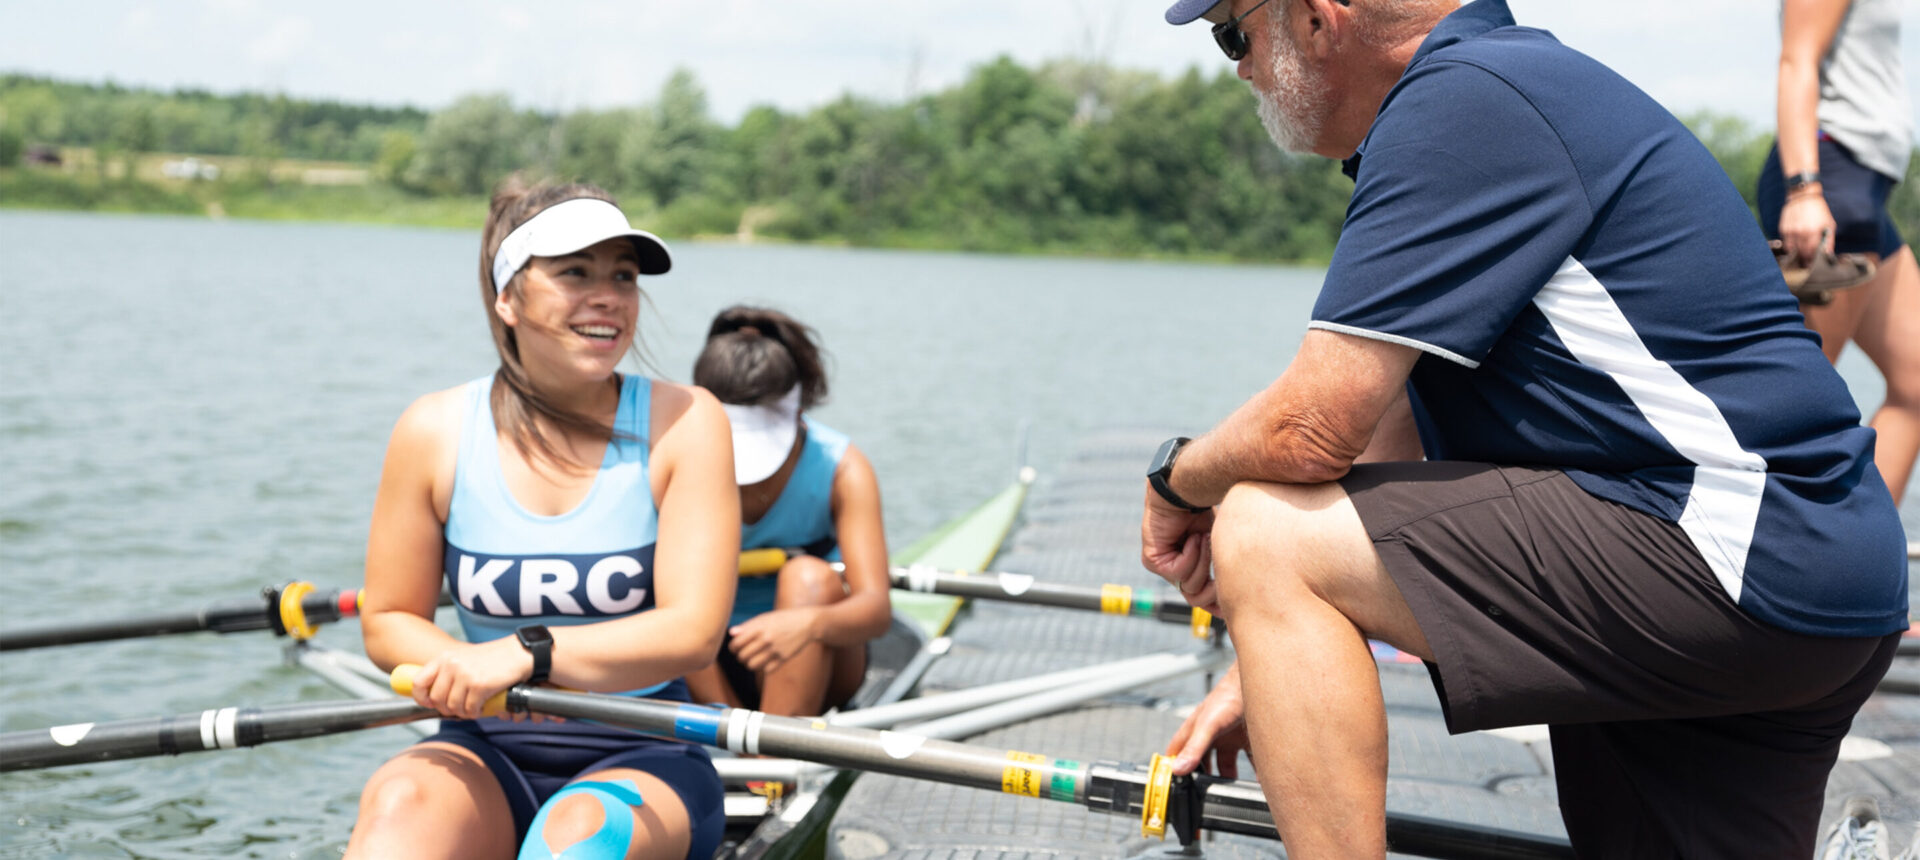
[1166,0,1230,25]
[526,228,672,276]
[519,198,673,275]
[723,397,801,485]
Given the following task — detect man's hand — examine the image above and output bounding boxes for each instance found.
[729,607,821,674]
[1165,662,1249,778]
[1141,483,1218,614]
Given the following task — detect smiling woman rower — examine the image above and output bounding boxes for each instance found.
[345,177,737,860]
[684,307,892,718]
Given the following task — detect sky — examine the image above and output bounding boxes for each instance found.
[4,0,1918,131]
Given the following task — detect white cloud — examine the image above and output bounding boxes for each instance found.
[246,16,311,66]
[118,6,157,36]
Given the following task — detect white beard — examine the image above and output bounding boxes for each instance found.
[1254,20,1327,153]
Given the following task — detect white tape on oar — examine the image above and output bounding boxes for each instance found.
[996,573,1034,596]
[49,723,94,746]
[200,709,219,751]
[725,709,751,754]
[879,730,926,759]
[745,711,766,756]
[214,707,240,750]
[906,565,940,593]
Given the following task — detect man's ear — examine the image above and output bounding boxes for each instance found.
[1303,0,1347,59]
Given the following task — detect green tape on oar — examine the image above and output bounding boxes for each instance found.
[1048,759,1082,801]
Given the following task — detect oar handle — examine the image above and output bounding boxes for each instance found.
[738,547,790,577]
[389,664,510,717]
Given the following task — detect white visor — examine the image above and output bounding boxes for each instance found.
[491,198,671,291]
[722,385,803,485]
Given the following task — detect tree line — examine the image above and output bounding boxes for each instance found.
[2,68,1912,263]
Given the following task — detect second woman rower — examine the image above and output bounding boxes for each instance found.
[685,306,893,717]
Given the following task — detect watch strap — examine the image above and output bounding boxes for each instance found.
[1148,437,1210,513]
[1784,171,1822,193]
[515,624,553,685]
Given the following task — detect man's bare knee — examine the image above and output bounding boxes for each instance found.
[1212,480,1386,618]
[1212,482,1336,617]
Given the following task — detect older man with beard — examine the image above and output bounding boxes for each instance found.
[1139,0,1910,857]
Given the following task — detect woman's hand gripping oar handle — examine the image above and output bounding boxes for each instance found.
[389,664,512,718]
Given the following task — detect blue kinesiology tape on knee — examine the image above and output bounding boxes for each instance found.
[516,779,645,860]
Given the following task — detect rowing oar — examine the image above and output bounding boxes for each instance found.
[0,582,363,652]
[738,550,1223,638]
[0,696,436,772]
[3,550,797,653]
[386,669,1573,860]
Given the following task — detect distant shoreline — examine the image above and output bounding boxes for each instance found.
[0,173,1301,267]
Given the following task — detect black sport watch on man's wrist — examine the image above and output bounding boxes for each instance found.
[1147,436,1210,513]
[514,624,554,685]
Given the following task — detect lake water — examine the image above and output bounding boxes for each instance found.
[1,209,1913,858]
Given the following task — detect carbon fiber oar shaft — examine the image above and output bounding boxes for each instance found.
[0,584,359,651]
[0,698,431,771]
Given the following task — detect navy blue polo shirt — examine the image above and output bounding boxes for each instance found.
[1312,0,1908,636]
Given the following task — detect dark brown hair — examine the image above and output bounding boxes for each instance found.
[478,173,641,466]
[693,306,829,410]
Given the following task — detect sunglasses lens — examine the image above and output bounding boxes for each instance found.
[1213,26,1247,61]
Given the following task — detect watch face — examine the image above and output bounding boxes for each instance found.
[517,625,553,647]
[1150,437,1180,477]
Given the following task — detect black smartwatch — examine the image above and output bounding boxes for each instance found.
[1147,436,1210,513]
[514,624,554,685]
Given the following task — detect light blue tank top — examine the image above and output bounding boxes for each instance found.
[732,420,850,627]
[441,374,675,698]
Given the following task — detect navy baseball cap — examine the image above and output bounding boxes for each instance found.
[1165,0,1231,24]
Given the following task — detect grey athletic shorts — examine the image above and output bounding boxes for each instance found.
[1340,461,1899,858]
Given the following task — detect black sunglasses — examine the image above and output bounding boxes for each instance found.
[1211,0,1349,62]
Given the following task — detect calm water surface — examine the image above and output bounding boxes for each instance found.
[1,210,1913,857]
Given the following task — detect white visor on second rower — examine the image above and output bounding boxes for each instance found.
[723,385,803,485]
[491,198,672,291]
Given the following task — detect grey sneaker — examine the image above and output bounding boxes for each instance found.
[1821,796,1893,860]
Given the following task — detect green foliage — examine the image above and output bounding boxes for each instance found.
[1895,157,1920,248]
[0,125,22,167]
[8,68,1913,264]
[0,74,428,161]
[405,94,541,195]
[0,167,198,213]
[374,130,418,186]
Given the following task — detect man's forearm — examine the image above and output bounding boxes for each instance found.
[1169,383,1366,507]
[1165,333,1422,505]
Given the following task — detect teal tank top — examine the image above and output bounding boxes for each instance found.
[441,374,678,699]
[733,420,850,627]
